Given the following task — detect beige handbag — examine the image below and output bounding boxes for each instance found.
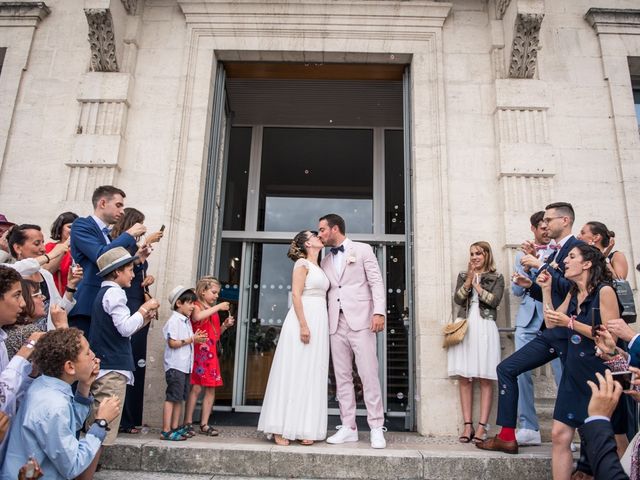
[442,293,469,348]
[442,317,468,348]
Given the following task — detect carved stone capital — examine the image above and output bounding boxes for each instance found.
[85,8,119,72]
[496,0,511,20]
[120,0,137,15]
[508,12,544,79]
[0,1,50,27]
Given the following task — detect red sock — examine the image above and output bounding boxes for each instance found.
[498,427,516,442]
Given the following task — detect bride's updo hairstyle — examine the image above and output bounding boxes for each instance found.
[287,231,309,261]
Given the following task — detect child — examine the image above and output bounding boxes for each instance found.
[82,247,158,479]
[184,276,235,436]
[162,285,207,441]
[1,328,120,480]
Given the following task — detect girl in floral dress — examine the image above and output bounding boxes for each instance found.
[183,276,235,436]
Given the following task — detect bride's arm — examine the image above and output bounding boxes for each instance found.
[291,262,310,344]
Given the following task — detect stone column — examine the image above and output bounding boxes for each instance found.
[66,0,141,202]
[0,1,50,173]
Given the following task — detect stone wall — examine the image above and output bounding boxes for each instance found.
[0,0,638,435]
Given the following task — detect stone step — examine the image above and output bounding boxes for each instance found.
[100,428,553,480]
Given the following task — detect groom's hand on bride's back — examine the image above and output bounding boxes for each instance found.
[370,314,385,333]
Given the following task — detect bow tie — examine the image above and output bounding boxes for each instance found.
[535,243,559,251]
[330,245,345,255]
[549,244,560,250]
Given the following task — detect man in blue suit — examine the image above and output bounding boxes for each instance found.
[68,186,146,336]
[479,202,585,454]
[512,211,563,446]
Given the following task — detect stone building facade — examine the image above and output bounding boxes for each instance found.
[0,0,639,435]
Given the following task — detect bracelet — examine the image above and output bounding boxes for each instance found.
[43,254,50,264]
[567,315,575,330]
[24,339,37,350]
[65,286,77,293]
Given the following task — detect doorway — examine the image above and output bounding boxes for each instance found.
[200,61,414,429]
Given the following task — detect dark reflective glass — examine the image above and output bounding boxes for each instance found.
[222,127,252,230]
[385,130,405,235]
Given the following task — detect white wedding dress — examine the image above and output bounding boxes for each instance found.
[257,258,330,440]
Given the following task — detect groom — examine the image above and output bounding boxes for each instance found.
[318,214,387,449]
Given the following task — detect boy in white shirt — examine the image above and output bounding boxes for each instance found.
[162,285,207,441]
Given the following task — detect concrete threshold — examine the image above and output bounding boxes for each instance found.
[101,428,552,480]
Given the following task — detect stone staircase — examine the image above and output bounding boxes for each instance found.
[100,427,553,480]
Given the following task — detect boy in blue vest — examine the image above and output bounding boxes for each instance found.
[162,285,207,441]
[79,247,159,480]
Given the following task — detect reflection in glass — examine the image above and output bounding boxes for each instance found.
[222,127,252,231]
[214,241,242,406]
[385,130,405,235]
[244,244,293,405]
[385,244,408,412]
[258,128,373,232]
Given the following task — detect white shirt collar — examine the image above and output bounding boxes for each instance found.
[172,311,189,323]
[100,280,121,289]
[91,215,109,231]
[557,234,573,248]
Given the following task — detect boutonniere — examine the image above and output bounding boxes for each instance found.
[550,261,559,270]
[346,255,357,265]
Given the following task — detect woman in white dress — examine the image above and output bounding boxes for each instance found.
[257,230,330,446]
[447,241,504,444]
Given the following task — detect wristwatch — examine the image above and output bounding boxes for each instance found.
[93,418,110,430]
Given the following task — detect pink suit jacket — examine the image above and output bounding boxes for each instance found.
[321,240,387,335]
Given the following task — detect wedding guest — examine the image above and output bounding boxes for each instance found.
[79,247,158,480]
[4,279,68,359]
[110,208,163,435]
[480,245,626,480]
[0,328,121,480]
[0,216,15,265]
[578,220,629,280]
[184,277,234,437]
[258,231,329,446]
[162,286,206,441]
[68,185,145,337]
[8,224,80,330]
[448,241,504,444]
[44,212,78,295]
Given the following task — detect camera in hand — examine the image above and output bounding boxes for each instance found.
[612,371,633,391]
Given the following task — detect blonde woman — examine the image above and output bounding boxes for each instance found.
[448,241,504,444]
[257,230,329,446]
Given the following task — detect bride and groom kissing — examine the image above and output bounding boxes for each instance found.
[257,213,388,448]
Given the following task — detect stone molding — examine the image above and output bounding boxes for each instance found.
[508,12,544,79]
[0,1,50,27]
[178,0,452,40]
[120,0,136,15]
[85,8,119,72]
[585,8,640,35]
[496,0,512,20]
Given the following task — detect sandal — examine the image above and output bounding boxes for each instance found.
[300,439,314,446]
[199,424,219,437]
[184,423,196,437]
[472,422,488,444]
[274,434,289,446]
[160,430,187,441]
[458,422,475,443]
[176,425,195,438]
[118,426,140,434]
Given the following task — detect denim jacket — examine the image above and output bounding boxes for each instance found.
[453,271,505,321]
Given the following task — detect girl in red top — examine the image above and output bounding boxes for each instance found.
[184,276,235,436]
[44,212,78,295]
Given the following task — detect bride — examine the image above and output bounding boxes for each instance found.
[257,230,330,445]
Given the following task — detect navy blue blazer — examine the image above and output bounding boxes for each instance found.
[69,216,137,317]
[529,235,585,308]
[629,336,640,368]
[579,419,629,480]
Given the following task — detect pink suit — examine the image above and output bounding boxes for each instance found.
[321,239,386,429]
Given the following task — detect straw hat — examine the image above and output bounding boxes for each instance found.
[96,247,138,277]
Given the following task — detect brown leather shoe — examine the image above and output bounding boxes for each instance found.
[475,435,519,454]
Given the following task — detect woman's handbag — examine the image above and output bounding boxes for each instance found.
[442,317,468,348]
[613,279,637,324]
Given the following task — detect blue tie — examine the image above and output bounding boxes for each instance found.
[102,227,112,242]
[330,245,344,255]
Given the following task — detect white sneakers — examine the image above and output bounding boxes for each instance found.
[326,425,359,444]
[370,426,387,449]
[326,425,387,449]
[515,428,542,446]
